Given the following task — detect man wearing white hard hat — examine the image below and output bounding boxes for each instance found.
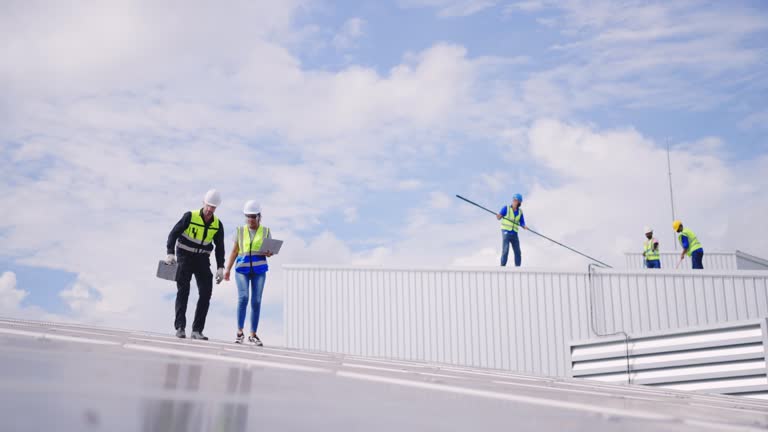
[164,189,226,340]
[643,227,661,269]
[224,201,274,346]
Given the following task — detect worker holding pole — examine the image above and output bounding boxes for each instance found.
[673,220,704,269]
[497,193,528,267]
[643,227,661,268]
[457,195,612,268]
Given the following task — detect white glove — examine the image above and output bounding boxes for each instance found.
[164,254,177,265]
[215,268,224,284]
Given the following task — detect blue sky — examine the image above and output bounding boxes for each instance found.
[1,0,767,342]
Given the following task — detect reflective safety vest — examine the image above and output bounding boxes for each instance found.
[501,206,522,232]
[644,238,660,261]
[177,210,220,255]
[679,228,702,256]
[235,225,270,274]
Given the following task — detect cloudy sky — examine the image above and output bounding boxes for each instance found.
[2,0,767,343]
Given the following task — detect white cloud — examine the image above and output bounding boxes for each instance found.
[0,272,28,312]
[397,179,424,190]
[343,207,359,222]
[514,0,768,112]
[332,17,366,50]
[740,110,768,130]
[0,1,304,98]
[59,279,98,313]
[428,191,453,209]
[505,1,545,13]
[398,0,499,17]
[0,271,57,322]
[477,172,503,193]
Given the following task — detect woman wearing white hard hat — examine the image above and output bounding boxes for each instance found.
[224,200,274,346]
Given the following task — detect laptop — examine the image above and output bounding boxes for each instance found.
[254,238,283,255]
[156,260,178,281]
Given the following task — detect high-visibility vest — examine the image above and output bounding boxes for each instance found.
[235,225,270,274]
[501,206,522,232]
[679,228,702,256]
[644,238,660,261]
[177,210,220,254]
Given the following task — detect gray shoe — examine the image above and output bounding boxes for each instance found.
[191,331,208,341]
[175,328,186,339]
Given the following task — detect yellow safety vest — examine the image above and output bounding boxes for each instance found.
[679,228,702,257]
[235,225,270,273]
[644,238,660,261]
[177,210,220,254]
[501,206,522,232]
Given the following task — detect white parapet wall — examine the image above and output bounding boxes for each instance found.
[284,265,768,378]
[624,250,768,271]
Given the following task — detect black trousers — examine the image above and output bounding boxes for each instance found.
[175,253,213,332]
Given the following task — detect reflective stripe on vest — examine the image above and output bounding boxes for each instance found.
[235,225,269,273]
[177,243,210,255]
[177,210,220,254]
[679,228,702,256]
[501,205,522,232]
[644,238,660,261]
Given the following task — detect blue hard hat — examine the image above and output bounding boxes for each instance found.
[513,193,523,203]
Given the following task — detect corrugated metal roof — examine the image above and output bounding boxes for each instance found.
[2,317,767,431]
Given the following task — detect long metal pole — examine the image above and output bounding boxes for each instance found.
[456,195,613,268]
[667,139,677,251]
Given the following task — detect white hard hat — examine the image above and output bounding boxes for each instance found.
[243,200,261,215]
[203,189,222,207]
[644,226,653,234]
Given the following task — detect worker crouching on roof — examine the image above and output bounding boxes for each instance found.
[165,189,226,340]
[224,201,273,346]
[673,220,704,269]
[643,227,661,269]
[497,194,528,267]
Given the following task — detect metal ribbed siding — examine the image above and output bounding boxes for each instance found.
[589,271,768,335]
[285,268,591,377]
[624,252,738,270]
[570,319,768,398]
[284,266,768,378]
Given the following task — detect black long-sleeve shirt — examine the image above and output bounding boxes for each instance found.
[166,210,226,268]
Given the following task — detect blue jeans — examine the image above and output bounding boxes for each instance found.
[691,249,704,269]
[236,271,266,333]
[501,230,521,267]
[646,260,661,269]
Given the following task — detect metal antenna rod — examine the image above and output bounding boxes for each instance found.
[667,139,677,251]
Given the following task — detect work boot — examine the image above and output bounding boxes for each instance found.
[175,328,186,339]
[191,331,208,341]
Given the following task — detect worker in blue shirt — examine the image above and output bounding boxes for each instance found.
[496,194,528,267]
[673,220,704,269]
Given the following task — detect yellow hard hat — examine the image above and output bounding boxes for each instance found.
[672,220,682,231]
